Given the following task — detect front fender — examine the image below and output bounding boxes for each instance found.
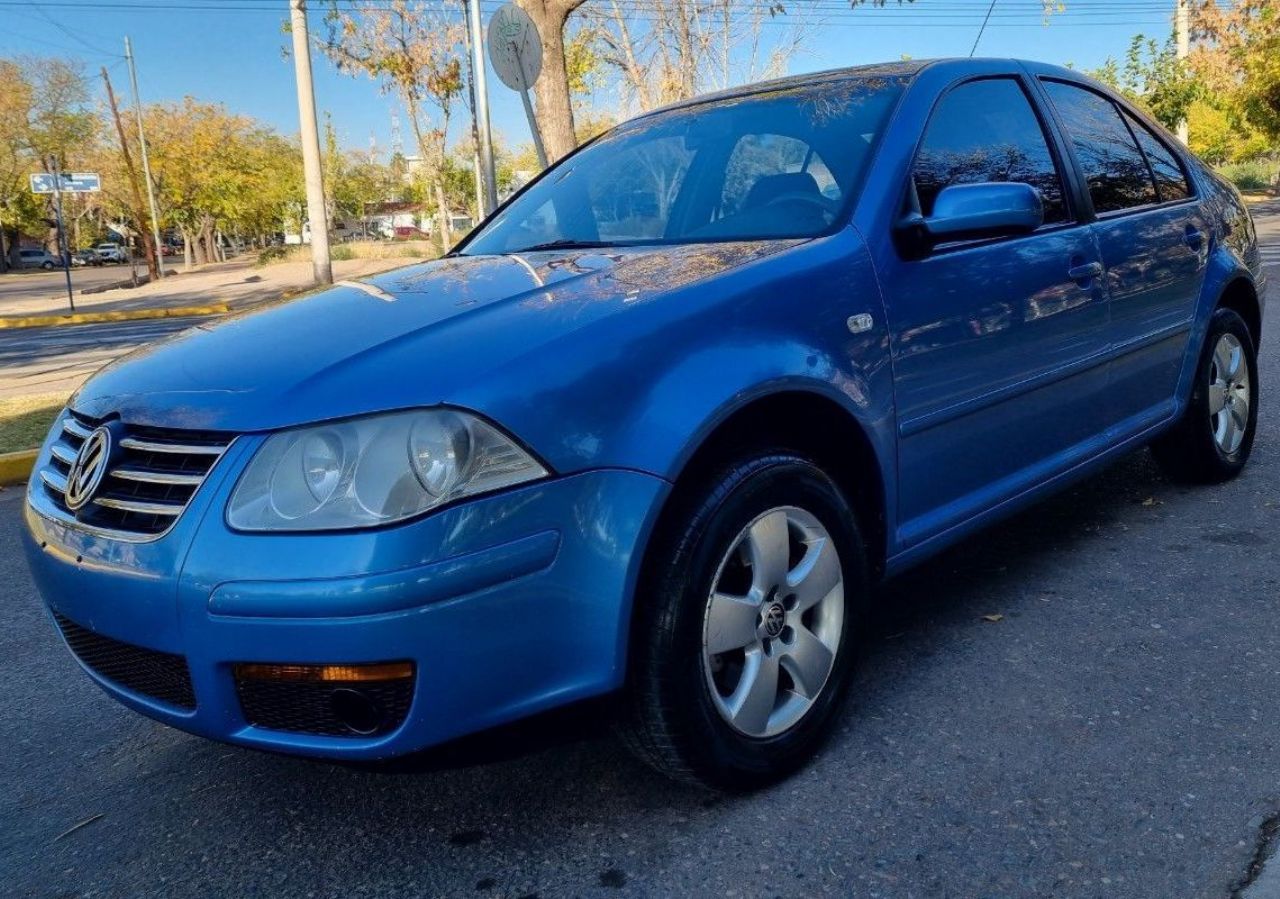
[462,228,897,490]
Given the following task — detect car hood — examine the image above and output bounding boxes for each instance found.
[72,240,801,433]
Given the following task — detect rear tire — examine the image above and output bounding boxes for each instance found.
[616,452,867,791]
[1151,307,1258,484]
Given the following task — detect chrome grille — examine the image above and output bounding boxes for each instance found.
[38,410,234,539]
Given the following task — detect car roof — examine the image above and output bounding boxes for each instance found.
[633,58,1082,119]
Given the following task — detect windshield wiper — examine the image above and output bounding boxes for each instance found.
[509,239,623,253]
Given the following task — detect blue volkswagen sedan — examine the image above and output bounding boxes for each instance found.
[24,59,1266,790]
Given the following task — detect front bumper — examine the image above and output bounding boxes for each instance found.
[23,440,668,760]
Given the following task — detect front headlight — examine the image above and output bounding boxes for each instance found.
[227,409,548,532]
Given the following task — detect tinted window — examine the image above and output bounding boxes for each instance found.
[1123,111,1191,202]
[587,136,694,241]
[1042,80,1158,213]
[720,134,840,221]
[913,78,1068,224]
[462,76,907,255]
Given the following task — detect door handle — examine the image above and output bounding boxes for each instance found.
[1185,225,1205,251]
[1068,261,1103,282]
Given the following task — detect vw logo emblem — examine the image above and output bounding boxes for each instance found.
[762,602,786,639]
[65,425,112,511]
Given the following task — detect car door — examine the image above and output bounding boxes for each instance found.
[1039,79,1209,424]
[877,75,1111,547]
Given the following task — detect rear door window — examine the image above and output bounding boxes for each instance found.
[1041,80,1159,214]
[912,77,1069,224]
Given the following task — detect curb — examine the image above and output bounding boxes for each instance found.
[81,273,153,295]
[0,302,230,330]
[0,450,37,487]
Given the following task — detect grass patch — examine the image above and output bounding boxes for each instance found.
[0,393,66,454]
[255,240,440,266]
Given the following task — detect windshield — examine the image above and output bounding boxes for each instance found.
[460,76,908,256]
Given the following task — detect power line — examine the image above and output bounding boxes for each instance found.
[970,0,997,56]
[20,0,127,56]
[0,0,1175,27]
[0,24,125,57]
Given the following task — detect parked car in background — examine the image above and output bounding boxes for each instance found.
[72,249,104,267]
[23,59,1266,791]
[16,248,59,270]
[92,243,129,264]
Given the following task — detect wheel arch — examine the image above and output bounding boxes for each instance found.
[1216,276,1262,350]
[631,388,891,621]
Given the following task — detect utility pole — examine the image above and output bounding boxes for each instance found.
[125,37,165,278]
[1175,0,1190,145]
[461,10,486,218]
[289,0,332,285]
[102,66,158,279]
[465,0,499,216]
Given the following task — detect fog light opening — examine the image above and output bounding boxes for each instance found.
[329,688,384,735]
[234,661,414,683]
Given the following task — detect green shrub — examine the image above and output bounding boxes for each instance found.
[256,245,290,265]
[330,245,356,261]
[1217,159,1278,193]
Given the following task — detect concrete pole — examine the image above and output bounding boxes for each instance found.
[466,0,499,215]
[125,37,165,278]
[289,0,332,285]
[1175,0,1190,145]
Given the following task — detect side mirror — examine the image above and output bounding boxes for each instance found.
[896,182,1044,255]
[925,182,1044,243]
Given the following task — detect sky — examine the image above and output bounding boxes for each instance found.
[0,0,1185,158]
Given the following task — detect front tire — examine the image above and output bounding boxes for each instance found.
[617,452,867,791]
[1152,307,1258,484]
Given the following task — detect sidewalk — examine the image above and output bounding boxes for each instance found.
[0,254,422,324]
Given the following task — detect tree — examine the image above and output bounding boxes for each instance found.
[321,0,465,248]
[1189,0,1280,143]
[1088,36,1199,132]
[143,98,302,268]
[328,144,399,232]
[515,0,587,163]
[518,1,1063,164]
[0,56,95,269]
[582,0,817,113]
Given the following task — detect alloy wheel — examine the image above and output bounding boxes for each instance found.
[1208,332,1251,455]
[701,506,845,738]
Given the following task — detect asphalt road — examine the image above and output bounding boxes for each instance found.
[2,210,1279,899]
[0,317,201,400]
[0,263,144,307]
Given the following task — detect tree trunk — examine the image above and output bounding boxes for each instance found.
[518,0,585,162]
[432,177,451,251]
[197,217,215,265]
[180,226,195,270]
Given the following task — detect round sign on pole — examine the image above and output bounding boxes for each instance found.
[487,3,542,92]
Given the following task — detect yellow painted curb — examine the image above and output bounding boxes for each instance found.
[0,302,230,330]
[0,450,37,487]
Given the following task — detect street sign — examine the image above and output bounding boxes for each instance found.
[487,3,541,92]
[29,172,102,194]
[486,3,547,168]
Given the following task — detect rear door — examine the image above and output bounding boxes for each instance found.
[1039,79,1209,424]
[877,75,1110,547]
